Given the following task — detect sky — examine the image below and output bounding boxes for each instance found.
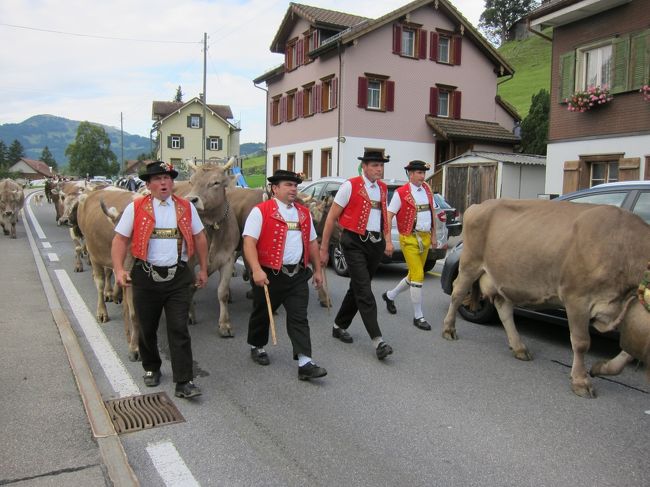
[0,0,485,143]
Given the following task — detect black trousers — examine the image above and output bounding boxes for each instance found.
[335,230,385,339]
[247,266,313,359]
[132,261,194,383]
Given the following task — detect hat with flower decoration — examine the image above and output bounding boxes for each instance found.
[139,161,179,181]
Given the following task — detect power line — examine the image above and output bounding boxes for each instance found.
[0,23,201,44]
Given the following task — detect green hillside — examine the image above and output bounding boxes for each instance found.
[497,28,553,118]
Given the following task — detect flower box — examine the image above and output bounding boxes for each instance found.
[565,85,613,112]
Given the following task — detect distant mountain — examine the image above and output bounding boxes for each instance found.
[0,115,151,168]
[240,142,265,157]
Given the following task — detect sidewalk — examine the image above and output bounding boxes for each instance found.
[0,204,134,486]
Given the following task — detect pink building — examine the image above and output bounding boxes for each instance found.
[254,1,520,181]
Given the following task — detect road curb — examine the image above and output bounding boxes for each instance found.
[22,197,139,487]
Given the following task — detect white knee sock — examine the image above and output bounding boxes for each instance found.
[387,278,410,300]
[297,353,312,367]
[371,337,384,348]
[410,283,423,319]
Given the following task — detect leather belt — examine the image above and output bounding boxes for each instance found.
[363,231,383,243]
[136,259,186,282]
[416,204,430,211]
[281,263,303,277]
[369,201,381,209]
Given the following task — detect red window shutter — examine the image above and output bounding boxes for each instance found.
[331,78,338,109]
[453,91,462,119]
[393,24,402,54]
[386,80,395,112]
[269,101,274,125]
[418,29,427,59]
[454,35,462,65]
[295,90,305,118]
[285,46,290,70]
[315,84,322,113]
[357,77,368,108]
[281,97,287,122]
[297,39,304,66]
[311,86,318,113]
[429,87,439,115]
[430,32,438,61]
[304,36,310,64]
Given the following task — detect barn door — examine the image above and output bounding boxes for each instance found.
[467,164,496,207]
[445,166,468,214]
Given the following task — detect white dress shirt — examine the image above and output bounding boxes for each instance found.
[334,174,382,232]
[388,183,432,232]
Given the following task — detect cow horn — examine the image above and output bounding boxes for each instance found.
[187,161,198,172]
[223,156,236,170]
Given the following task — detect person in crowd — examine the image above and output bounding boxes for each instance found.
[243,169,327,381]
[319,150,394,360]
[111,161,208,399]
[382,160,436,330]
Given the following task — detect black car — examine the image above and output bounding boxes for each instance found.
[299,177,449,276]
[440,181,650,324]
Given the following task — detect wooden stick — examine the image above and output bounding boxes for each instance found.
[263,284,277,345]
[322,269,332,315]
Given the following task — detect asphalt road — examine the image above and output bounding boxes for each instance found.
[25,194,650,487]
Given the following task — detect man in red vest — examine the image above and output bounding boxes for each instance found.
[382,160,436,330]
[112,161,208,399]
[319,150,394,360]
[243,169,327,381]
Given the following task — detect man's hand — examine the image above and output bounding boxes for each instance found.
[312,268,323,289]
[384,240,394,257]
[115,269,131,287]
[195,269,208,288]
[319,246,329,268]
[252,268,269,287]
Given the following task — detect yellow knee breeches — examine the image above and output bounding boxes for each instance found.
[398,232,431,284]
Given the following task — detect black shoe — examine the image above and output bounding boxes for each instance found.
[376,342,394,360]
[175,381,202,398]
[332,327,353,343]
[413,317,431,330]
[143,370,161,387]
[382,292,397,314]
[251,348,270,365]
[298,362,328,381]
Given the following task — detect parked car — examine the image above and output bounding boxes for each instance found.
[440,181,650,324]
[298,177,448,276]
[434,193,462,236]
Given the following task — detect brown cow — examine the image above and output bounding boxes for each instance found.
[0,179,25,238]
[77,188,140,361]
[442,199,650,398]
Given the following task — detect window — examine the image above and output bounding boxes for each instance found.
[287,153,295,172]
[168,135,183,149]
[187,114,202,129]
[285,40,299,71]
[287,91,296,121]
[568,192,626,206]
[402,28,415,57]
[321,148,332,177]
[591,161,618,186]
[306,30,320,59]
[272,155,281,173]
[581,44,612,89]
[632,192,650,224]
[438,36,450,63]
[207,136,222,151]
[271,96,281,125]
[438,90,449,117]
[393,24,427,59]
[321,77,338,112]
[302,151,312,180]
[429,86,461,119]
[429,32,462,65]
[358,75,395,112]
[303,85,314,117]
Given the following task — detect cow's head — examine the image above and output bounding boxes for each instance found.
[58,187,85,226]
[185,158,234,215]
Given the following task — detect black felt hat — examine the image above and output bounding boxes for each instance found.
[139,161,179,181]
[358,149,390,163]
[404,160,431,172]
[267,169,303,185]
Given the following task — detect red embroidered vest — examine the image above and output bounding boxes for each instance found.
[131,195,195,261]
[256,199,311,270]
[395,183,435,235]
[338,176,389,235]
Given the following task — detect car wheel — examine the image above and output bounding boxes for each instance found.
[423,260,436,273]
[331,242,349,277]
[458,296,497,324]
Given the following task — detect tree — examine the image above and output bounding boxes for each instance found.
[65,122,119,177]
[0,141,7,170]
[40,146,58,171]
[520,89,549,155]
[7,139,25,166]
[174,85,184,102]
[479,0,539,46]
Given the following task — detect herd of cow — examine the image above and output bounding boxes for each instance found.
[2,165,649,398]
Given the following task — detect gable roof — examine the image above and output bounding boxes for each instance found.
[10,157,54,177]
[529,0,633,27]
[270,3,370,53]
[426,116,520,144]
[442,150,546,166]
[152,97,233,122]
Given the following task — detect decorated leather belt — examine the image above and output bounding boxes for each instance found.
[363,230,383,243]
[286,221,301,231]
[281,263,303,277]
[416,204,430,211]
[150,227,180,239]
[369,201,381,209]
[136,259,186,282]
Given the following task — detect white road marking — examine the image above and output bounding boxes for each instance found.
[645,410,650,415]
[24,193,47,239]
[146,441,200,487]
[47,253,59,262]
[54,269,141,397]
[42,242,52,248]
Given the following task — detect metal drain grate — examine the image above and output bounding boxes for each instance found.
[105,392,185,434]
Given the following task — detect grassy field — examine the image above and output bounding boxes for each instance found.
[241,154,266,187]
[497,28,553,118]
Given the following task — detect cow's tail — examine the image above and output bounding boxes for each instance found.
[100,198,119,227]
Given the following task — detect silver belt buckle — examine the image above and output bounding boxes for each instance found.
[368,232,382,243]
[281,265,300,277]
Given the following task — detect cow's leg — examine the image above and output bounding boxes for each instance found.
[217,259,235,337]
[103,268,114,302]
[442,266,483,340]
[90,261,110,322]
[590,350,633,377]
[122,286,140,361]
[69,228,84,272]
[565,304,595,398]
[1,222,8,235]
[11,221,17,238]
[493,294,532,361]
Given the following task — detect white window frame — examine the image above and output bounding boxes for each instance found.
[209,137,221,151]
[171,135,181,149]
[401,28,415,57]
[438,36,450,63]
[576,40,612,90]
[304,86,313,116]
[367,79,382,110]
[438,91,450,117]
[190,115,201,128]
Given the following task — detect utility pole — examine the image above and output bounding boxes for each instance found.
[120,112,124,174]
[201,32,207,165]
